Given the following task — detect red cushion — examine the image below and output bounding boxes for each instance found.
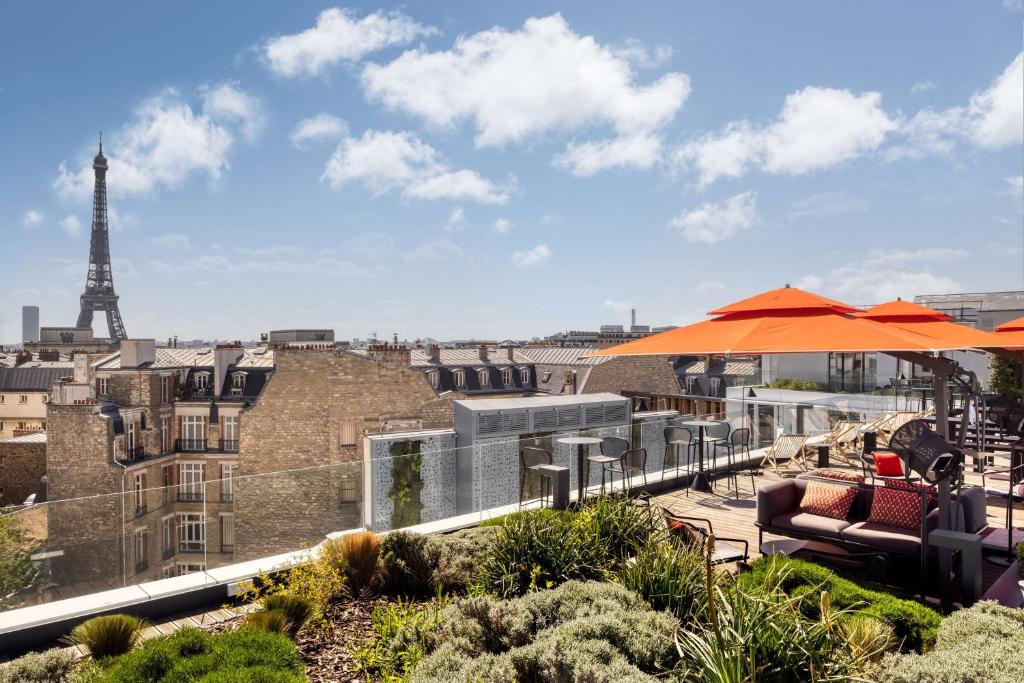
[799,480,858,520]
[873,451,904,477]
[808,468,865,484]
[868,486,923,530]
[884,478,937,504]
[666,517,703,547]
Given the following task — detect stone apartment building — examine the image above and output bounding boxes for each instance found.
[0,364,71,440]
[40,336,461,592]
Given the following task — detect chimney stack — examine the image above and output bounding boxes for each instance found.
[506,346,515,361]
[429,344,441,363]
[479,344,489,362]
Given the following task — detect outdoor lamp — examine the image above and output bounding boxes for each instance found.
[889,419,964,485]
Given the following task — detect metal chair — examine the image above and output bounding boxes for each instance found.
[519,446,553,507]
[714,427,755,497]
[663,511,749,565]
[588,436,630,496]
[608,447,648,495]
[664,426,697,495]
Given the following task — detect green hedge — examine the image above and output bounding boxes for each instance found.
[738,556,941,653]
[97,626,306,682]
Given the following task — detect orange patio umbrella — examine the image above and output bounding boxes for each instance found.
[856,299,1015,351]
[992,316,1024,349]
[590,286,975,358]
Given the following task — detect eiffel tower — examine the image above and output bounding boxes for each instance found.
[76,135,127,340]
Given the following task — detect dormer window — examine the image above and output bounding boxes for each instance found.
[686,376,698,394]
[478,369,491,388]
[501,367,514,386]
[520,367,530,384]
[230,372,246,395]
[453,369,466,388]
[426,370,439,388]
[194,372,210,392]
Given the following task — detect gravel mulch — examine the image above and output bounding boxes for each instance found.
[295,596,396,683]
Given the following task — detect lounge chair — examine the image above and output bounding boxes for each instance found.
[760,433,810,474]
[663,511,749,565]
[823,421,864,466]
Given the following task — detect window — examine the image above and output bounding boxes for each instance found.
[177,513,205,552]
[16,422,27,431]
[542,371,552,383]
[160,416,170,454]
[685,376,698,394]
[175,562,205,575]
[98,378,108,396]
[160,375,172,403]
[220,514,235,552]
[41,395,48,404]
[180,415,206,450]
[426,370,439,389]
[193,372,209,392]
[230,372,246,395]
[220,464,236,502]
[134,530,147,571]
[161,515,175,558]
[0,395,4,403]
[340,422,357,446]
[179,463,204,501]
[453,369,466,388]
[520,367,530,384]
[221,415,239,452]
[478,369,490,388]
[19,395,27,404]
[133,472,146,514]
[501,368,513,386]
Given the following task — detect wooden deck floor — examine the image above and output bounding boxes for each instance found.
[651,460,1020,602]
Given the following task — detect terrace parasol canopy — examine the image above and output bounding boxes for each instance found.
[588,286,988,358]
[856,299,1021,351]
[992,316,1024,348]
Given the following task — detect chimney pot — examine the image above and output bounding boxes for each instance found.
[429,344,441,363]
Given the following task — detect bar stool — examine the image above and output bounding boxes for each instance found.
[713,427,755,498]
[519,446,553,507]
[702,421,730,489]
[664,426,697,496]
[588,436,629,497]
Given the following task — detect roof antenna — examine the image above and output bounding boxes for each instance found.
[98,131,103,154]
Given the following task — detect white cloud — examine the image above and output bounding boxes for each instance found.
[201,82,264,141]
[493,218,513,234]
[1008,176,1024,192]
[1004,1,1023,12]
[889,52,1023,158]
[321,129,510,204]
[60,214,82,239]
[290,114,349,149]
[362,14,689,173]
[151,233,191,249]
[55,88,248,200]
[910,80,935,93]
[696,280,726,293]
[788,191,870,219]
[443,207,465,231]
[21,210,42,227]
[263,7,435,77]
[612,39,673,69]
[345,232,395,259]
[603,300,634,318]
[676,87,897,186]
[511,244,552,267]
[668,191,758,244]
[802,249,967,302]
[402,239,464,264]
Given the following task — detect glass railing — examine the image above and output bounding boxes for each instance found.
[0,403,917,619]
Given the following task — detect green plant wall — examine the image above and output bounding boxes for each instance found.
[389,440,423,528]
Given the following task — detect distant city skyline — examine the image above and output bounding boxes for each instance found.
[3,1,1023,344]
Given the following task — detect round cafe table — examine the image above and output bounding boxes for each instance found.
[679,420,723,492]
[556,436,603,502]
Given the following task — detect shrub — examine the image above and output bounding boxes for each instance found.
[738,555,941,652]
[97,626,306,682]
[577,496,660,567]
[617,543,708,621]
[408,581,677,683]
[245,609,293,637]
[0,647,75,683]
[478,509,606,597]
[322,531,380,595]
[0,514,34,609]
[877,601,1024,682]
[426,526,495,594]
[261,594,313,638]
[353,597,448,680]
[380,531,437,597]
[68,614,144,660]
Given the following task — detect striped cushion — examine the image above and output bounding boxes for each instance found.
[868,486,923,530]
[799,480,858,520]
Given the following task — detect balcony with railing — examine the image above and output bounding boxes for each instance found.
[219,438,239,453]
[177,489,204,503]
[175,438,208,452]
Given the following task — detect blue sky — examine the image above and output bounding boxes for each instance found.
[2,1,1023,343]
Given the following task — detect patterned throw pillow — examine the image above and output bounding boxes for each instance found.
[808,469,865,484]
[884,478,937,505]
[872,451,904,477]
[868,486,923,530]
[799,480,858,520]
